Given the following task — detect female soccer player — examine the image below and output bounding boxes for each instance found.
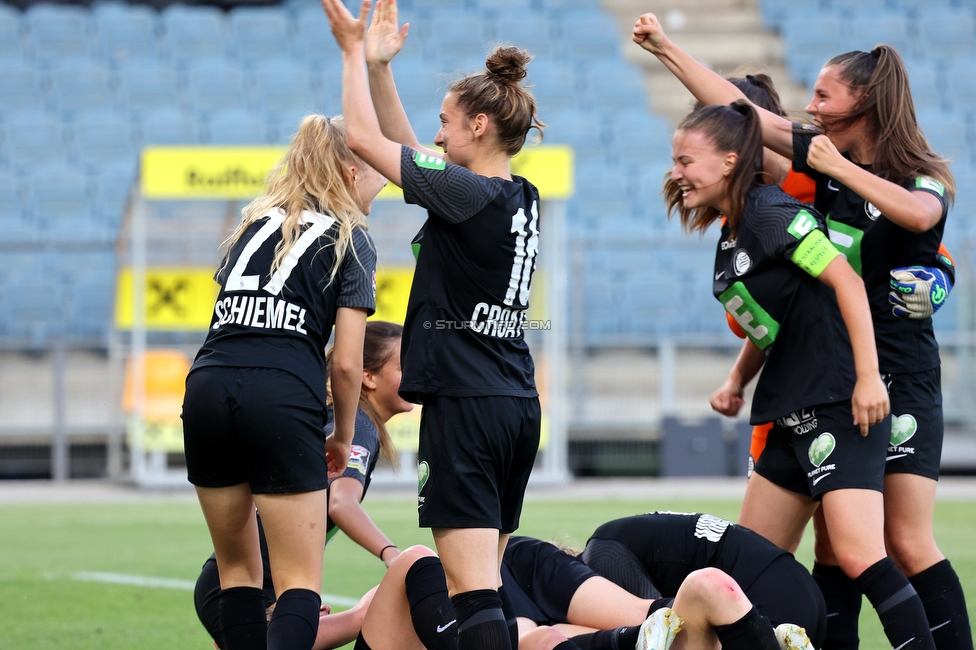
[182,113,382,650]
[341,539,812,650]
[322,1,545,648]
[194,320,413,649]
[633,14,970,650]
[660,97,941,650]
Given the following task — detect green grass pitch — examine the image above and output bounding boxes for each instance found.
[1,493,973,649]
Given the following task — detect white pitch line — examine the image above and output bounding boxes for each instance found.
[69,572,359,607]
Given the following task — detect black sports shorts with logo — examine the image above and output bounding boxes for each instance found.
[883,367,943,480]
[417,395,540,532]
[183,366,329,494]
[501,536,598,625]
[755,399,889,499]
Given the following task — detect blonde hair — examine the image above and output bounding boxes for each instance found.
[220,114,369,284]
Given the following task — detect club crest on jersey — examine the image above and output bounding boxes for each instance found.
[864,201,882,221]
[413,152,446,170]
[733,249,752,275]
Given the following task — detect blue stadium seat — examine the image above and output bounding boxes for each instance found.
[844,13,911,54]
[488,13,552,55]
[160,4,227,65]
[917,109,972,165]
[828,0,888,15]
[207,108,271,145]
[251,57,315,118]
[392,60,450,114]
[0,60,46,115]
[781,15,845,85]
[183,57,247,118]
[903,59,945,112]
[49,59,117,117]
[229,6,291,68]
[25,3,91,64]
[528,61,578,113]
[427,14,491,62]
[94,160,137,228]
[118,60,181,118]
[943,57,976,116]
[915,9,976,60]
[580,61,647,111]
[139,107,201,145]
[93,4,159,65]
[70,280,114,340]
[0,3,22,60]
[72,109,138,171]
[555,10,620,62]
[24,162,91,221]
[758,0,822,30]
[2,110,70,170]
[3,279,67,342]
[545,107,606,162]
[293,4,342,68]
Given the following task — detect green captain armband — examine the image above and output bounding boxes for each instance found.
[790,229,839,277]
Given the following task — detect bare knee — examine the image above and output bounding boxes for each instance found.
[520,626,568,650]
[885,527,942,576]
[681,568,750,610]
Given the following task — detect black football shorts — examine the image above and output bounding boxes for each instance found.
[755,400,889,499]
[417,395,540,532]
[183,366,329,494]
[883,368,943,480]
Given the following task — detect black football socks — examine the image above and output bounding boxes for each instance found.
[218,586,268,650]
[570,625,641,650]
[856,557,936,650]
[813,562,862,650]
[713,606,781,650]
[498,584,520,650]
[452,589,513,650]
[266,588,320,650]
[405,556,457,650]
[909,559,974,650]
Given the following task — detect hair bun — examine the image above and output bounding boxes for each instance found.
[486,45,531,84]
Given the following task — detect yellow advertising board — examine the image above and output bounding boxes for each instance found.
[141,145,573,200]
[115,266,417,330]
[115,267,219,330]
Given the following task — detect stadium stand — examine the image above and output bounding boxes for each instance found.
[0,0,972,353]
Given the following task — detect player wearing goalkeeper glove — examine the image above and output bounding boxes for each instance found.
[633,13,970,650]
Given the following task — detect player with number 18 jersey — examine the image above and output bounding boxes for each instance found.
[398,146,542,532]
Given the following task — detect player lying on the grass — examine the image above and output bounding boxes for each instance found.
[194,321,413,650]
[337,543,815,650]
[580,512,825,648]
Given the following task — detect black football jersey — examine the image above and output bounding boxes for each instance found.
[715,185,855,423]
[325,407,381,543]
[191,209,377,407]
[793,128,950,374]
[397,146,540,402]
[586,512,791,597]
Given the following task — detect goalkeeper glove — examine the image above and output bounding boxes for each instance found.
[889,266,952,320]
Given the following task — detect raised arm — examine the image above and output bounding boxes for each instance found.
[817,258,890,434]
[805,135,945,233]
[633,12,795,159]
[365,0,438,154]
[323,0,403,185]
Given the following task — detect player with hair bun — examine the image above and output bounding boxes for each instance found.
[182,113,382,650]
[634,14,969,650]
[323,1,545,648]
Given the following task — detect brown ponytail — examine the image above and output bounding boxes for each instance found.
[825,46,955,201]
